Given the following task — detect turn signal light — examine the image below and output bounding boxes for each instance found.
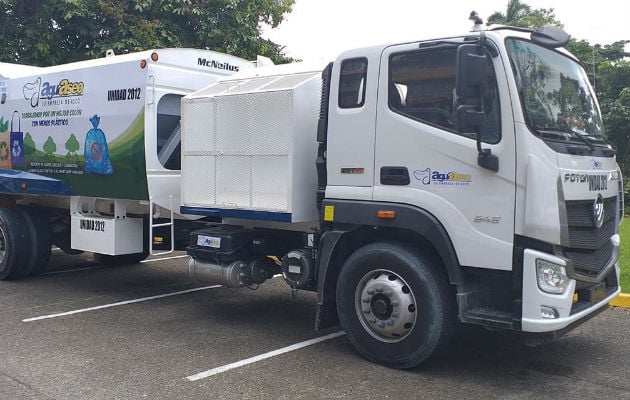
[377,210,396,219]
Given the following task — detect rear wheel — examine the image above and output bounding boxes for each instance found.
[336,242,455,369]
[17,207,52,276]
[0,208,31,280]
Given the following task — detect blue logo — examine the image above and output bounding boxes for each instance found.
[413,168,472,187]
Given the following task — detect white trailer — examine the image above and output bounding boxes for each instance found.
[181,26,623,368]
[0,48,258,278]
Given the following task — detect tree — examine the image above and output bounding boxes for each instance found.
[65,133,80,156]
[0,0,294,66]
[24,132,36,156]
[563,39,630,184]
[487,0,562,29]
[597,61,630,176]
[43,136,56,157]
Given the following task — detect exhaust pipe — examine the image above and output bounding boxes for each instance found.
[188,258,245,288]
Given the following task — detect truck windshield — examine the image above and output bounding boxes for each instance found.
[506,38,608,147]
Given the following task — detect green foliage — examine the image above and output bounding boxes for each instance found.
[65,133,80,154]
[43,136,56,156]
[0,0,295,66]
[24,132,36,156]
[619,219,629,291]
[487,0,562,29]
[597,60,630,205]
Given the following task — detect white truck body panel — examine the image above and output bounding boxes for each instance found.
[181,65,323,224]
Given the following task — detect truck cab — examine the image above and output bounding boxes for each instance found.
[316,26,620,361]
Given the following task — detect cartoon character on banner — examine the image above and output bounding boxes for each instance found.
[83,114,114,175]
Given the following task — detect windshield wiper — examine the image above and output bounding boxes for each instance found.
[536,128,594,149]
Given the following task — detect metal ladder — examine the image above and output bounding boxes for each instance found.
[149,195,175,256]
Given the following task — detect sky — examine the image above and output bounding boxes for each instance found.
[262,0,630,63]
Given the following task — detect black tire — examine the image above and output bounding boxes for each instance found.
[0,207,31,280]
[17,207,52,277]
[336,242,456,369]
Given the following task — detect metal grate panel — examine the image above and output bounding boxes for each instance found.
[565,241,614,277]
[563,196,617,278]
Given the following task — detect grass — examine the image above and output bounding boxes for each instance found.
[619,218,630,292]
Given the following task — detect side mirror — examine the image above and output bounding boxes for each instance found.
[455,44,487,98]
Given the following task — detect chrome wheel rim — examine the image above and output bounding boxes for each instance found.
[355,269,417,343]
[0,225,6,265]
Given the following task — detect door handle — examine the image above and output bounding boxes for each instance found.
[380,166,410,185]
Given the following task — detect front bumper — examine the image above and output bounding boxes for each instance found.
[521,248,620,333]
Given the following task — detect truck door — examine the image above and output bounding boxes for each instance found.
[373,41,517,270]
[325,55,379,200]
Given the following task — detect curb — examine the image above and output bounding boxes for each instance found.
[610,293,630,308]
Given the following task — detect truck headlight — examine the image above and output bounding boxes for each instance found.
[536,259,569,294]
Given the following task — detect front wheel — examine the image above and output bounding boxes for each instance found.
[336,242,455,369]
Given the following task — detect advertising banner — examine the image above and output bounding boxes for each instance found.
[0,61,149,200]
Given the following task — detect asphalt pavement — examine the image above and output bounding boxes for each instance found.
[1,250,629,399]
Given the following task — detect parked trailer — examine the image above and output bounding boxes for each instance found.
[182,26,623,368]
[0,49,262,278]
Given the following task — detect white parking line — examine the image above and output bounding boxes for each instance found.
[186,331,346,381]
[42,265,110,275]
[42,254,190,276]
[141,254,190,263]
[22,285,221,322]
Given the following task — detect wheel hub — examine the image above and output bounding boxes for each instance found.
[355,269,417,343]
[370,295,393,320]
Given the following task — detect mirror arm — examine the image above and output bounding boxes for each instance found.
[475,31,487,155]
[474,31,499,172]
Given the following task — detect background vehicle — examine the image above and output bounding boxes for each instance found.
[0,48,261,277]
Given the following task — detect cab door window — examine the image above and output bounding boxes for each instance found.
[339,57,368,108]
[389,46,501,143]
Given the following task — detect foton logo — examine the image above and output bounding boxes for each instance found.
[40,79,85,100]
[197,58,240,72]
[564,173,608,192]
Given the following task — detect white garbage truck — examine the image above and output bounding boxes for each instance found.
[0,48,260,277]
[181,25,623,368]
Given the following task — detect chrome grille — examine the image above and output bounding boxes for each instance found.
[568,218,615,249]
[566,197,616,227]
[564,196,617,278]
[565,241,614,277]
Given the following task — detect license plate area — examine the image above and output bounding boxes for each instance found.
[577,282,607,304]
